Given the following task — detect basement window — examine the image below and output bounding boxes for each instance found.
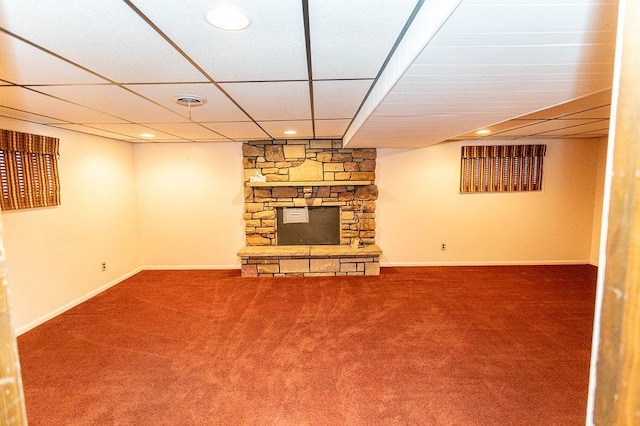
[0,129,60,211]
[460,144,546,193]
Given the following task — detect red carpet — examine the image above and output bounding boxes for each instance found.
[17,266,596,425]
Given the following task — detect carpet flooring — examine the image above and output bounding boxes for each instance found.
[17,265,597,425]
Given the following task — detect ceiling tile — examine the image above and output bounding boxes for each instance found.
[32,85,185,123]
[309,0,418,79]
[128,0,308,81]
[0,32,106,85]
[141,122,229,141]
[201,122,270,141]
[124,83,250,122]
[313,80,373,119]
[315,119,351,138]
[1,0,205,83]
[220,81,311,121]
[86,123,189,141]
[258,121,314,139]
[0,105,66,124]
[0,86,127,123]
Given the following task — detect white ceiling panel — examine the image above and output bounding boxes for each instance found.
[413,44,614,68]
[0,105,66,124]
[48,124,140,140]
[0,0,205,83]
[440,2,617,34]
[141,122,229,141]
[313,80,373,119]
[0,32,105,85]
[315,119,351,138]
[309,0,418,79]
[201,122,270,141]
[258,121,314,139]
[492,119,602,137]
[32,85,185,123]
[0,86,127,123]
[429,31,617,47]
[540,120,610,137]
[124,83,250,122]
[220,82,311,121]
[86,123,187,141]
[564,106,611,120]
[128,0,308,82]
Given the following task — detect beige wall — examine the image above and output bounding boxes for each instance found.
[590,138,608,266]
[134,142,244,268]
[0,118,141,333]
[376,138,604,265]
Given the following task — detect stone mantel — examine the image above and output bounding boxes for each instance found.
[247,180,373,187]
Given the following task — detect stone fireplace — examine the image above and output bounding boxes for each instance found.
[238,139,381,277]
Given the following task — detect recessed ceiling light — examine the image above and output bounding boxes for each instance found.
[204,4,252,31]
[140,133,155,138]
[475,129,491,135]
[283,130,297,135]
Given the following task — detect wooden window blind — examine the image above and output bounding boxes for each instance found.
[0,129,60,210]
[460,144,546,193]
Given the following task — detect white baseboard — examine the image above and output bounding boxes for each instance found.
[16,267,143,336]
[380,260,592,267]
[142,264,240,270]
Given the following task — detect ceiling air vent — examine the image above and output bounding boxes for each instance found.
[171,95,207,107]
[171,94,206,119]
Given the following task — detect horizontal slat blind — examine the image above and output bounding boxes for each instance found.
[460,145,546,193]
[0,129,60,210]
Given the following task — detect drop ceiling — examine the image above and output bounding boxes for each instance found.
[0,0,617,148]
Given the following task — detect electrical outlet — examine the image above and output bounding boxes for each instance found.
[101,262,106,272]
[441,243,446,251]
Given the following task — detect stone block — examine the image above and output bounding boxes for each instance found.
[272,187,298,198]
[316,152,332,162]
[310,140,334,149]
[243,157,256,168]
[254,189,272,198]
[316,187,331,197]
[256,227,275,234]
[262,219,275,227]
[324,172,335,181]
[245,219,261,227]
[351,172,375,181]
[242,144,264,157]
[354,185,378,200]
[261,168,279,175]
[365,262,380,275]
[338,192,353,201]
[334,172,351,180]
[241,264,258,277]
[253,210,276,220]
[359,159,376,172]
[245,203,264,213]
[283,144,306,159]
[332,153,352,162]
[340,262,358,273]
[352,149,376,159]
[289,159,323,181]
[258,264,280,274]
[264,174,288,182]
[280,259,310,273]
[360,219,376,230]
[324,163,344,172]
[310,258,340,273]
[265,145,285,161]
[246,235,272,245]
[276,162,293,168]
[344,162,359,171]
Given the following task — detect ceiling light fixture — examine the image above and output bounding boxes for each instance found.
[475,129,491,135]
[283,130,297,135]
[140,133,155,138]
[171,94,207,120]
[204,4,252,31]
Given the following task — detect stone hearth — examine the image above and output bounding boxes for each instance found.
[238,139,381,277]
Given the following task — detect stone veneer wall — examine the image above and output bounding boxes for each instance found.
[242,139,378,247]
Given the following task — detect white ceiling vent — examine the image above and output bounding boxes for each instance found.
[171,95,207,107]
